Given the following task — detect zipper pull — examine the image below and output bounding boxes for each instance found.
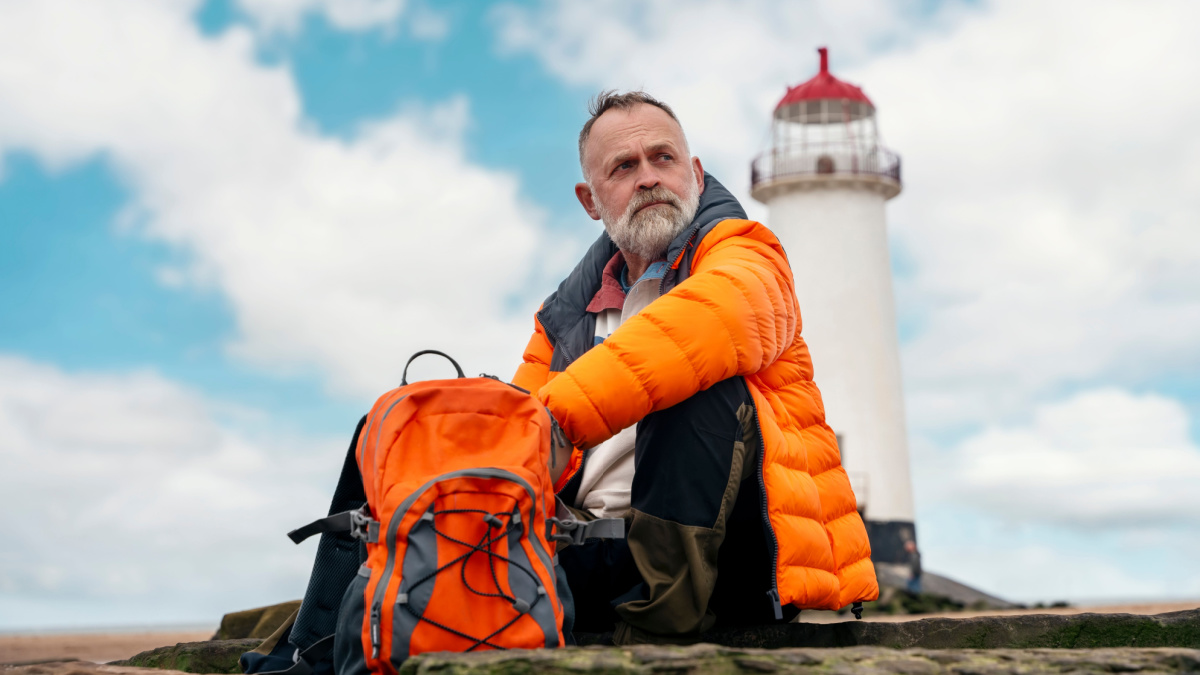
[548,413,568,468]
[369,605,381,658]
[767,588,783,620]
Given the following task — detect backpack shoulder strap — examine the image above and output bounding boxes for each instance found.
[288,507,378,544]
[251,634,335,675]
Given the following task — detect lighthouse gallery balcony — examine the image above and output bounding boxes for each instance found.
[751,141,902,200]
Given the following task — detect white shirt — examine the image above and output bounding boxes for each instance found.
[573,269,664,519]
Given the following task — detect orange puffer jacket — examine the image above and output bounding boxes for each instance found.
[512,174,878,611]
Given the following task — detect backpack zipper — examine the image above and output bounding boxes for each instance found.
[546,409,568,469]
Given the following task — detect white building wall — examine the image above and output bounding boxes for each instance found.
[766,186,914,523]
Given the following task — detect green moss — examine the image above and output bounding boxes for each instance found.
[113,639,261,673]
[1009,614,1200,649]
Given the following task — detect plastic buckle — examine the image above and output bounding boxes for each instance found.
[349,509,380,543]
[547,517,587,546]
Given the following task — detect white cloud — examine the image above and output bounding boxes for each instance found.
[0,0,543,397]
[406,3,449,41]
[948,388,1200,528]
[927,540,1186,604]
[496,0,1200,599]
[0,355,341,629]
[234,0,407,33]
[492,0,945,221]
[493,0,1200,428]
[858,0,1200,431]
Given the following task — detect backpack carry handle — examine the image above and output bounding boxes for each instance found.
[401,350,466,386]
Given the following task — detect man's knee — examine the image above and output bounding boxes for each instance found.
[631,377,754,528]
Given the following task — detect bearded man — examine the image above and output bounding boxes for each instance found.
[511,92,878,644]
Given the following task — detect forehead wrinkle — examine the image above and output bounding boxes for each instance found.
[582,104,689,177]
[598,136,685,172]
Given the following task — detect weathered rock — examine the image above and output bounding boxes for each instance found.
[62,610,1200,674]
[398,646,1200,675]
[577,609,1200,650]
[108,639,259,674]
[212,602,301,641]
[730,609,1199,650]
[7,647,1199,675]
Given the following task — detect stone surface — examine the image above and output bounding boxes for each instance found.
[212,602,301,641]
[64,610,1199,674]
[107,640,259,674]
[702,609,1200,650]
[576,609,1200,650]
[5,647,1199,675]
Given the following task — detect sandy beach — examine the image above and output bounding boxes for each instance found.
[0,630,213,666]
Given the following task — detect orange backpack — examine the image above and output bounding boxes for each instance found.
[291,351,621,674]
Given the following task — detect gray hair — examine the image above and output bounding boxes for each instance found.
[578,90,683,175]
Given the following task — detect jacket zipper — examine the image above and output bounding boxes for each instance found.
[536,309,574,366]
[659,228,700,295]
[753,411,783,620]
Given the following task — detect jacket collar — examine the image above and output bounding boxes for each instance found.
[663,172,747,270]
[537,173,747,357]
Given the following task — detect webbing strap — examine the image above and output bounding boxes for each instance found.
[545,496,624,546]
[255,634,335,675]
[545,496,625,546]
[547,516,625,545]
[288,507,379,544]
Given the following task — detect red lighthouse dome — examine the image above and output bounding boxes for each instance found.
[775,47,874,122]
[777,47,872,109]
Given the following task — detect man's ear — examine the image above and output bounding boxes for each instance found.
[575,182,602,220]
[692,156,706,195]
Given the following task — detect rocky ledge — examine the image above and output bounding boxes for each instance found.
[6,646,1200,675]
[5,610,1195,675]
[664,608,1200,650]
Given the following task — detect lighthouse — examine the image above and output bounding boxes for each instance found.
[751,47,917,574]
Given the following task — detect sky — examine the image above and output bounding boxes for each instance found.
[1,0,1198,630]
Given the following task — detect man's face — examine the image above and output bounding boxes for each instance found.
[576,104,705,260]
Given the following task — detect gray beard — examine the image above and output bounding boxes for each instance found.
[598,180,701,261]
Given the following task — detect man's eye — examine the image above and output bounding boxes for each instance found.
[659,154,673,161]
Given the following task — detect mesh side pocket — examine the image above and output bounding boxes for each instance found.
[333,566,371,675]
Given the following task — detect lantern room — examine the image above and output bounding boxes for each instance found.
[751,47,901,201]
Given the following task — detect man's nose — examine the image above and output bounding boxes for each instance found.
[635,163,661,190]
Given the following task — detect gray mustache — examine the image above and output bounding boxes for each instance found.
[626,188,683,216]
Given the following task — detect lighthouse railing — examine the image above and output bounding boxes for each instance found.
[751,142,901,188]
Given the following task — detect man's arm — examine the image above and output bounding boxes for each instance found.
[512,310,554,393]
[538,219,798,450]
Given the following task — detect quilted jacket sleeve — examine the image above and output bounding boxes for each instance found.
[512,312,554,394]
[539,219,797,450]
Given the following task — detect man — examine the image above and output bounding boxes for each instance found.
[512,91,878,643]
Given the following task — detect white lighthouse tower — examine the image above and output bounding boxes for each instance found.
[751,47,917,571]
